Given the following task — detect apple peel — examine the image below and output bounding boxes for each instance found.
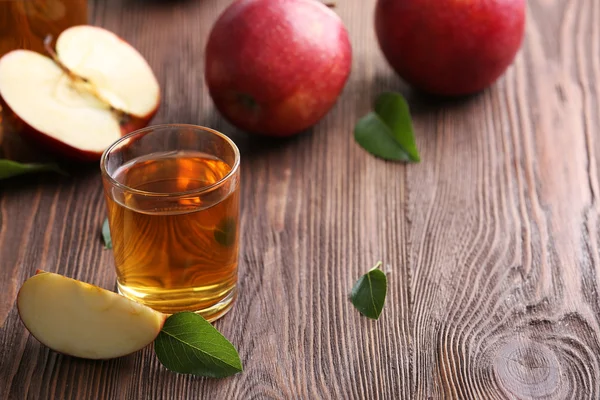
[17,271,166,360]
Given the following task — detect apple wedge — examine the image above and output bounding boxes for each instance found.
[17,271,166,360]
[0,25,160,161]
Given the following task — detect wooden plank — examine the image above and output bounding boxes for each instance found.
[406,0,600,397]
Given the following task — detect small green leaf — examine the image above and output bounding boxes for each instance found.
[154,312,243,378]
[350,261,387,320]
[214,217,237,247]
[102,218,112,249]
[354,92,420,162]
[0,159,66,180]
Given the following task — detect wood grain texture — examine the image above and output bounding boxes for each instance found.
[1,0,599,398]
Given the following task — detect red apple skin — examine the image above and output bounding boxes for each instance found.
[0,96,157,162]
[205,0,352,137]
[375,0,526,96]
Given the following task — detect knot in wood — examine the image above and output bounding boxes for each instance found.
[493,339,560,398]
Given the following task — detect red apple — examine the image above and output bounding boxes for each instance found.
[205,0,352,137]
[375,0,526,96]
[0,26,160,161]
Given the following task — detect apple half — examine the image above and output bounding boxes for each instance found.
[17,271,166,360]
[0,25,160,161]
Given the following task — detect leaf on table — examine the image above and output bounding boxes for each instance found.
[154,311,243,378]
[0,159,66,180]
[350,261,388,320]
[102,218,112,249]
[354,92,420,162]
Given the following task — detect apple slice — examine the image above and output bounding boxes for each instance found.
[0,25,160,161]
[17,271,166,360]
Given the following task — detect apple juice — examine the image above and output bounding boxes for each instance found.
[104,150,240,320]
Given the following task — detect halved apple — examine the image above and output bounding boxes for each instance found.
[17,271,166,360]
[0,25,160,161]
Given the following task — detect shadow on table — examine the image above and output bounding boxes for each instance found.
[370,73,485,116]
[200,110,316,162]
[0,162,99,194]
[0,128,101,193]
[123,0,196,6]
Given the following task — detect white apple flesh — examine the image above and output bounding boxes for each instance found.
[17,271,166,360]
[0,50,122,159]
[0,25,160,161]
[56,26,160,120]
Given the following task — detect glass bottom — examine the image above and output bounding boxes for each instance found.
[117,282,237,323]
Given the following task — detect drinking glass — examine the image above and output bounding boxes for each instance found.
[100,124,241,322]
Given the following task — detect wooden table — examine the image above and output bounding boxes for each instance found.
[2,0,599,398]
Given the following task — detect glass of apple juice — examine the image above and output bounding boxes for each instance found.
[100,124,241,322]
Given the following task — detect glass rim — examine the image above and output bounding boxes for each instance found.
[100,123,241,198]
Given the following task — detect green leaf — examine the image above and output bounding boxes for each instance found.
[154,311,243,378]
[102,218,112,249]
[214,217,237,247]
[0,159,66,180]
[354,92,420,162]
[350,261,387,320]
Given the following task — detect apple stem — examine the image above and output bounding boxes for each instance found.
[323,1,336,7]
[43,35,131,126]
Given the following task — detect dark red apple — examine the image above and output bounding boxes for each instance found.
[205,0,352,137]
[375,0,526,96]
